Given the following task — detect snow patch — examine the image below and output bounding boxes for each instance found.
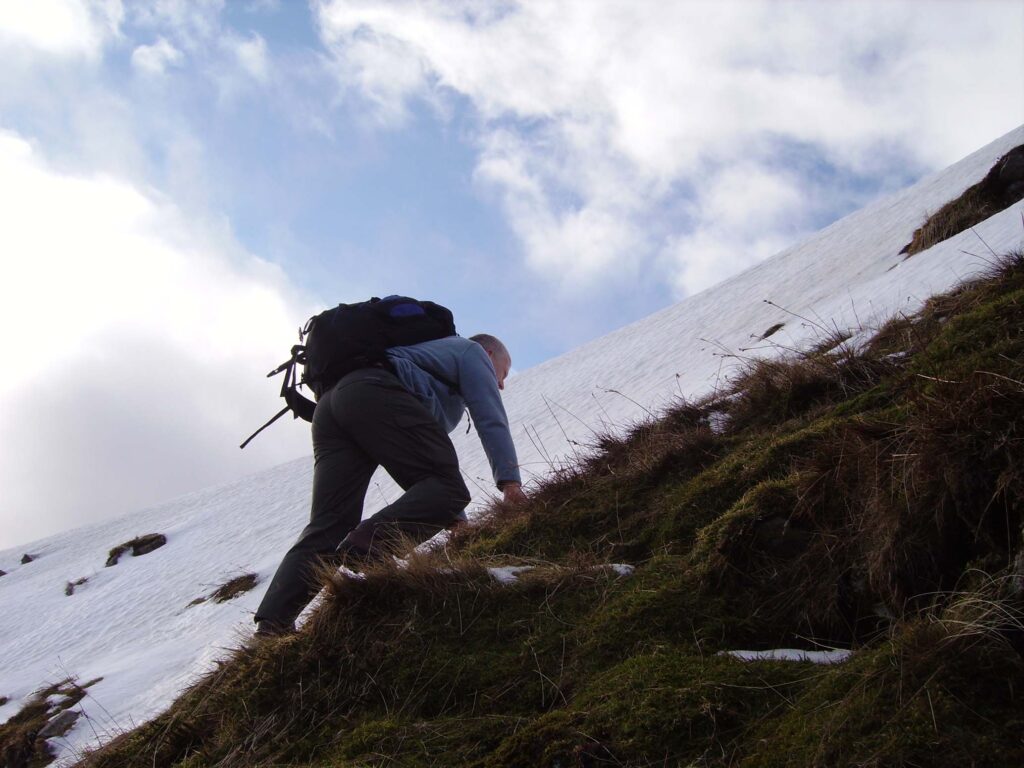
[487,565,535,584]
[721,648,853,664]
[604,563,635,577]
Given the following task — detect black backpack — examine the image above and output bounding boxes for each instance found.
[240,296,457,448]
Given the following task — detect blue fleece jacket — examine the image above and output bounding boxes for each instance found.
[387,337,522,488]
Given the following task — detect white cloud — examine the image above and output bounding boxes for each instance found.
[662,165,809,295]
[474,127,646,283]
[315,0,1024,296]
[130,0,224,52]
[128,1,272,93]
[0,0,122,58]
[131,36,184,75]
[0,130,311,547]
[225,31,269,83]
[318,23,433,126]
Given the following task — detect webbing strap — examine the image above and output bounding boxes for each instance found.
[239,405,291,449]
[239,345,307,449]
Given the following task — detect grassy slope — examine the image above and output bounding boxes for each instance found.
[55,251,1024,767]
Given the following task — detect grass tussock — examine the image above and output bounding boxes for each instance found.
[77,252,1024,767]
[901,144,1024,256]
[188,573,261,607]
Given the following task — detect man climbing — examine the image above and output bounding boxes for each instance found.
[254,331,526,637]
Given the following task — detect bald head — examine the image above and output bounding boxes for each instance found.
[470,334,512,390]
[469,334,509,360]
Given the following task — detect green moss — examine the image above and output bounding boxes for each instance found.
[487,650,813,768]
[649,419,836,557]
[690,478,801,573]
[744,623,1024,767]
[830,380,897,416]
[329,715,521,767]
[911,287,1024,385]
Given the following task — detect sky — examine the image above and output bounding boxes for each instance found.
[0,0,1021,549]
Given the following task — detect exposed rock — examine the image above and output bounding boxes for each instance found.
[0,570,6,578]
[998,147,1024,184]
[20,554,34,565]
[106,533,167,567]
[38,709,79,739]
[64,578,88,597]
[760,322,785,340]
[993,146,1024,206]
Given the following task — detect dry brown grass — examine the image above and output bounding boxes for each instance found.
[901,144,1024,256]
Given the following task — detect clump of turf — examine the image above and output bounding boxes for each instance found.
[901,144,1024,256]
[187,573,260,607]
[105,534,166,567]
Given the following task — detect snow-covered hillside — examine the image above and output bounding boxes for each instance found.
[2,125,1022,766]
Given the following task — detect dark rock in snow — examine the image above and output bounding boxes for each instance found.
[106,533,167,567]
[38,709,80,739]
[65,577,88,596]
[998,148,1024,184]
[21,554,34,564]
[991,145,1024,207]
[130,534,166,557]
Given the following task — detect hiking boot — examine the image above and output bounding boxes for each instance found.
[254,619,295,639]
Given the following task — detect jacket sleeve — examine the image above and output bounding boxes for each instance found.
[457,344,522,488]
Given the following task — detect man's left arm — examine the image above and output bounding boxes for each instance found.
[457,345,523,491]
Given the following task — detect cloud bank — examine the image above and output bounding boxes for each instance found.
[0,0,121,59]
[0,131,310,548]
[315,0,1024,294]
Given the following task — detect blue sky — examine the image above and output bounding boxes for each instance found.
[0,0,1021,549]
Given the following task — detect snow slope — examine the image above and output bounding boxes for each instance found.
[1,125,1022,766]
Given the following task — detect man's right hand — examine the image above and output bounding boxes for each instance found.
[502,482,527,504]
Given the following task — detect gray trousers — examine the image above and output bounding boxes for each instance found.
[255,368,470,627]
